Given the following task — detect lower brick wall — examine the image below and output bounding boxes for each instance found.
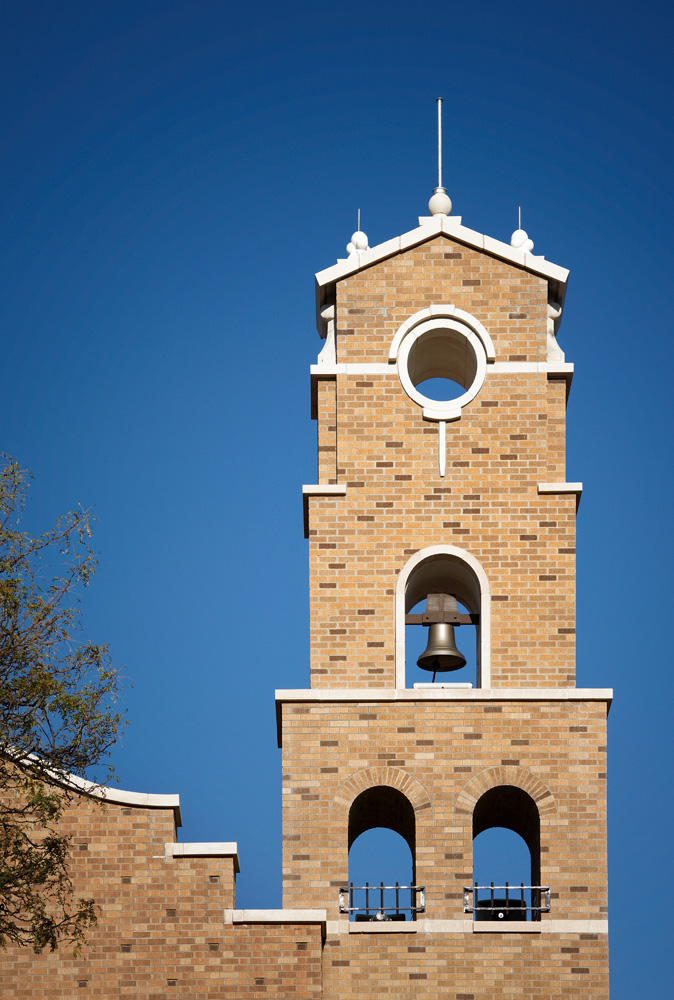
[2,922,324,999]
[0,794,324,999]
[322,929,609,998]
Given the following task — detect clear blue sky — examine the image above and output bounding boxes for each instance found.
[1,2,672,993]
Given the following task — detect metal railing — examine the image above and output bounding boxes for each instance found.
[339,882,426,921]
[463,883,550,921]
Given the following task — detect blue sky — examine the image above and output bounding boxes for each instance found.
[1,1,672,992]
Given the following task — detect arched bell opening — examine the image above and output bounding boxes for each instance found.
[471,786,542,922]
[395,546,490,689]
[344,787,421,922]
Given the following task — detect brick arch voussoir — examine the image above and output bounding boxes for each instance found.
[330,767,434,824]
[454,766,558,823]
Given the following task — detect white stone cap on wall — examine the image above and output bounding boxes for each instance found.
[538,482,583,509]
[226,909,327,931]
[164,842,240,872]
[52,770,183,827]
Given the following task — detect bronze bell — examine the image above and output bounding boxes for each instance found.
[417,622,466,672]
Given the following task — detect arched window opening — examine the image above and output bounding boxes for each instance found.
[473,828,531,893]
[396,548,488,689]
[469,786,546,922]
[342,787,423,921]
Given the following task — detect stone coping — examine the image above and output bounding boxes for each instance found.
[51,770,183,827]
[276,687,611,702]
[227,909,326,929]
[164,842,240,872]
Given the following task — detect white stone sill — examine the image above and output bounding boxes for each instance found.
[324,918,608,935]
[347,922,417,933]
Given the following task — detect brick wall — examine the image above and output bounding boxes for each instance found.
[322,930,608,999]
[1,797,323,999]
[281,699,608,918]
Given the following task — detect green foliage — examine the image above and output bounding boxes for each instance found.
[0,459,123,952]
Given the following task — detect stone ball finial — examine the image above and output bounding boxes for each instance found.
[347,230,369,257]
[428,187,452,216]
[511,228,534,254]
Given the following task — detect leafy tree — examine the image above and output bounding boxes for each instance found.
[0,458,123,952]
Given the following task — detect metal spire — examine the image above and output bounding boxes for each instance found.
[428,98,452,216]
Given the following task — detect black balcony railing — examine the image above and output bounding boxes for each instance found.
[463,882,551,921]
[339,882,426,921]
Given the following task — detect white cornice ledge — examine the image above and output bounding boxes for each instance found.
[302,485,347,496]
[538,482,583,494]
[276,688,612,704]
[164,842,240,872]
[538,482,583,510]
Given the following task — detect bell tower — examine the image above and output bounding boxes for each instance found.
[277,130,611,996]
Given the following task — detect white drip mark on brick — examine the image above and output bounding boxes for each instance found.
[438,420,447,478]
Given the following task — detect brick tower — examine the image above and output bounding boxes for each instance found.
[277,189,612,996]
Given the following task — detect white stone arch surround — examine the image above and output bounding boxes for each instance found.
[395,545,491,689]
[388,305,495,423]
[388,305,496,364]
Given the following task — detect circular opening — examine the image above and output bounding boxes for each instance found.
[407,329,478,396]
[396,318,486,417]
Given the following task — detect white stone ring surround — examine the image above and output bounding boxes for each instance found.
[390,306,495,422]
